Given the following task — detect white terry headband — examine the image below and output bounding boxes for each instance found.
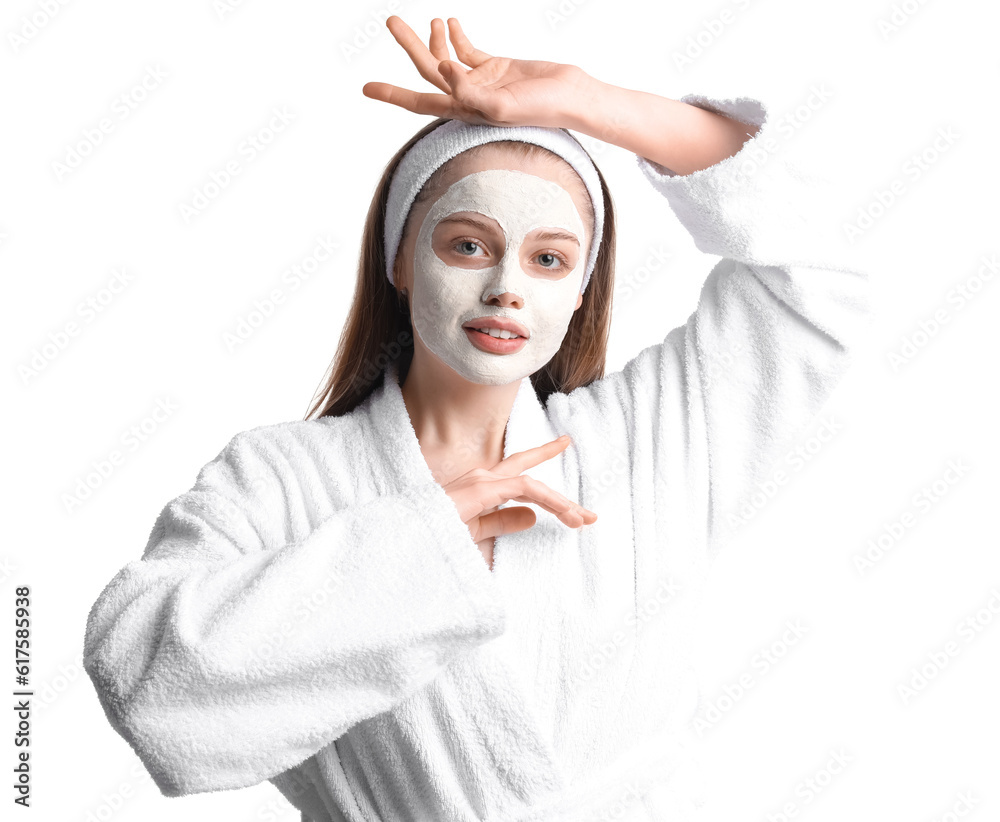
[384,119,604,295]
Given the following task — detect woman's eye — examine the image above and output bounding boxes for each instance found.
[535,252,566,270]
[454,240,484,256]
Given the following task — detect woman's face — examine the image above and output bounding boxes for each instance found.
[396,146,594,386]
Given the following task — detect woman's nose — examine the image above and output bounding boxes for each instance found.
[482,254,525,308]
[484,289,523,309]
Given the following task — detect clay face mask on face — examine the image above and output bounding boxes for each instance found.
[408,168,588,386]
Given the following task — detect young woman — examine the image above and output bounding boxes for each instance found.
[83,16,871,822]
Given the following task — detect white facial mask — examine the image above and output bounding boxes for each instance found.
[408,168,588,386]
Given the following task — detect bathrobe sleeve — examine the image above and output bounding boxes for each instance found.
[555,94,872,555]
[82,426,506,798]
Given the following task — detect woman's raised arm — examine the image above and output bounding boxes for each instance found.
[553,88,873,555]
[362,15,758,170]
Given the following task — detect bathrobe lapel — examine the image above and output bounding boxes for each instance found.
[372,359,576,703]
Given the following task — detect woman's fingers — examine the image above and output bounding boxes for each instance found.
[472,505,537,542]
[487,474,597,528]
[378,17,489,97]
[427,17,453,64]
[367,16,586,129]
[490,435,571,477]
[360,82,454,117]
[384,16,451,93]
[447,18,493,67]
[443,439,597,546]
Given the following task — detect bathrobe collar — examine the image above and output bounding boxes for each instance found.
[370,357,576,696]
[368,358,570,571]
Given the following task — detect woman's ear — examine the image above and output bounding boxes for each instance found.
[574,292,583,310]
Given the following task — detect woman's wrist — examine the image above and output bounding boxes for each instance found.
[563,69,760,176]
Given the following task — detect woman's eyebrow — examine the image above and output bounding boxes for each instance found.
[437,215,579,246]
[531,229,579,246]
[437,215,499,233]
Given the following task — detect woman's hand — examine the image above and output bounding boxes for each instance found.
[442,434,597,548]
[362,16,757,174]
[362,16,589,129]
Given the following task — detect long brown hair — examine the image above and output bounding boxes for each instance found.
[303,117,617,421]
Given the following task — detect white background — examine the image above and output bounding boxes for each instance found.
[4,0,998,819]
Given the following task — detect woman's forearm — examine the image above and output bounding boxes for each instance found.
[563,68,760,175]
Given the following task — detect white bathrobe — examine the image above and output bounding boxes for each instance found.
[83,94,872,822]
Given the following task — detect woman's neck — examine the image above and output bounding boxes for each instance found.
[399,349,520,467]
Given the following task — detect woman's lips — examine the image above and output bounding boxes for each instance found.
[464,326,528,354]
[462,317,530,338]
